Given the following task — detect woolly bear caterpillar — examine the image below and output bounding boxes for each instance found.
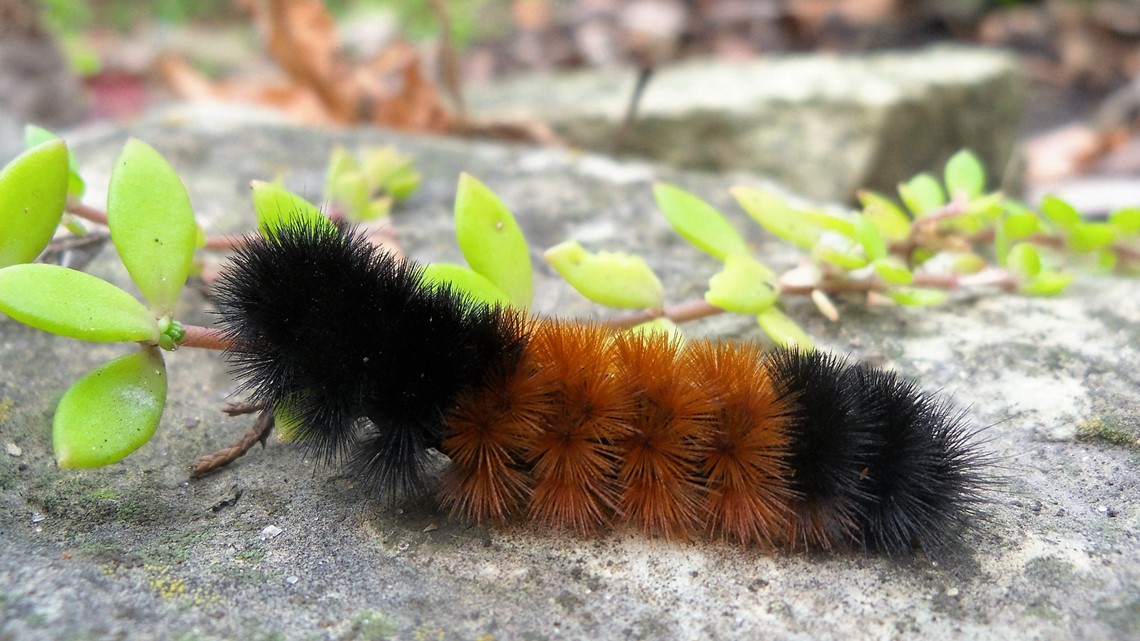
[213,217,986,553]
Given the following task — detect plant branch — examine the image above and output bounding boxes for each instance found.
[203,234,249,251]
[180,325,230,350]
[66,200,108,225]
[189,410,275,479]
[604,269,1018,330]
[68,200,251,251]
[890,196,969,260]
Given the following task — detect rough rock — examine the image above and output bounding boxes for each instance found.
[468,45,1025,203]
[1,106,1137,641]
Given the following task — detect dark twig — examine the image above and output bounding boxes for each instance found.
[428,0,465,118]
[608,66,655,156]
[189,410,275,479]
[223,400,265,417]
[40,231,110,270]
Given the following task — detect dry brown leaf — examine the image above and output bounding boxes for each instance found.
[1024,123,1106,184]
[249,0,356,121]
[160,54,332,123]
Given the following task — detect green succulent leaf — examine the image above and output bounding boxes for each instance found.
[653,182,748,260]
[1092,249,1117,273]
[361,147,421,201]
[61,214,88,237]
[1020,271,1074,296]
[1067,222,1117,253]
[731,186,821,249]
[454,173,533,308]
[25,124,85,197]
[53,347,167,468]
[1004,210,1041,240]
[964,191,1005,219]
[944,149,986,198]
[1040,195,1080,231]
[325,145,360,195]
[938,213,986,236]
[995,213,1011,267]
[626,318,683,340]
[912,247,936,265]
[106,138,199,315]
[885,287,948,306]
[705,253,778,313]
[756,308,814,351]
[331,172,370,219]
[1109,207,1140,236]
[361,147,404,185]
[0,139,70,268]
[544,240,664,309]
[362,197,393,221]
[857,190,912,242]
[0,263,158,342]
[812,238,868,270]
[855,215,887,261]
[325,146,369,217]
[898,173,946,217]
[421,262,514,307]
[801,210,856,238]
[871,256,913,285]
[156,318,184,351]
[1007,243,1042,279]
[251,180,334,236]
[951,252,987,274]
[385,171,421,201]
[273,395,306,442]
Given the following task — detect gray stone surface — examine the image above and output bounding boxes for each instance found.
[468,45,1025,203]
[1,106,1138,641]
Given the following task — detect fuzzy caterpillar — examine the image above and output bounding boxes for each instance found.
[213,218,986,553]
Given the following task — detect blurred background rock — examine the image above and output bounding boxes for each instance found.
[4,0,1140,208]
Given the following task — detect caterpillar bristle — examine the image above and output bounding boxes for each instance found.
[214,219,989,552]
[765,349,873,549]
[525,321,631,534]
[213,216,525,495]
[440,339,551,524]
[613,332,716,539]
[688,341,792,546]
[847,365,989,552]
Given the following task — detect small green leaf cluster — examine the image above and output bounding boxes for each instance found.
[735,149,1139,302]
[654,183,811,348]
[0,135,199,468]
[540,180,812,349]
[535,149,1139,347]
[424,173,533,308]
[324,145,421,222]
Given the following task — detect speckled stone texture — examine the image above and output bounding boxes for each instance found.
[0,106,1136,641]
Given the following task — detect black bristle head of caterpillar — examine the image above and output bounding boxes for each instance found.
[212,218,526,496]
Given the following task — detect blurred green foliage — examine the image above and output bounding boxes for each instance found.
[35,0,506,49]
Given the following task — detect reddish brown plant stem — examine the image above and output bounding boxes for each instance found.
[889,197,968,260]
[188,410,275,479]
[66,200,108,225]
[603,271,1015,330]
[180,325,230,351]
